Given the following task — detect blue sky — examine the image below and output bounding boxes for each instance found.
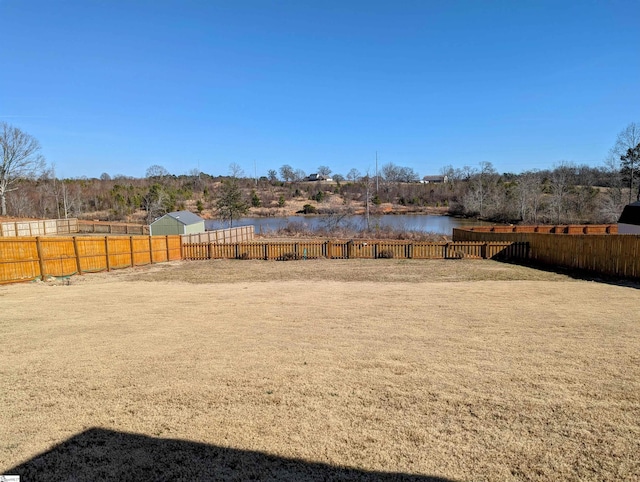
[2,0,639,179]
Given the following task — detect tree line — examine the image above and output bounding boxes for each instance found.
[1,121,639,225]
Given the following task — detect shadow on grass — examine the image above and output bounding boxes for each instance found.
[498,258,640,289]
[7,427,456,481]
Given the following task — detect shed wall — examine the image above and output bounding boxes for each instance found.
[183,221,205,235]
[151,217,183,236]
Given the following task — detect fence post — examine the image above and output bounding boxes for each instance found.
[444,243,449,259]
[130,236,135,267]
[35,237,46,280]
[149,236,154,264]
[326,240,332,259]
[105,236,111,271]
[234,243,239,259]
[481,243,488,259]
[263,243,268,260]
[72,236,83,275]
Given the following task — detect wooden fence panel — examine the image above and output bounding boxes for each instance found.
[107,237,133,269]
[38,237,78,277]
[181,226,255,245]
[267,242,297,260]
[196,240,529,261]
[75,237,108,273]
[183,243,209,260]
[328,242,347,259]
[236,243,263,260]
[0,238,40,283]
[151,236,168,262]
[446,242,483,259]
[77,221,148,235]
[297,241,325,259]
[453,228,640,279]
[56,218,78,234]
[166,236,182,260]
[132,236,152,265]
[411,243,444,259]
[0,234,183,283]
[1,218,78,237]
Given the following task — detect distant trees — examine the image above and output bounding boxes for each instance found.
[621,142,640,203]
[0,123,46,216]
[605,122,640,210]
[317,165,332,177]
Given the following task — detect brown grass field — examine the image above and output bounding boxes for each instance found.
[1,259,639,481]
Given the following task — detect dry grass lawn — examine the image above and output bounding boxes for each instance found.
[1,259,639,481]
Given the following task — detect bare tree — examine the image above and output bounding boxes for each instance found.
[317,165,332,177]
[0,123,46,216]
[548,162,574,224]
[347,168,361,183]
[293,169,306,182]
[145,164,169,179]
[607,122,640,165]
[228,162,244,178]
[279,164,295,182]
[465,162,497,218]
[516,170,544,223]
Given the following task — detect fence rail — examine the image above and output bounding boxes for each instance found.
[0,235,182,284]
[453,228,640,279]
[183,240,529,261]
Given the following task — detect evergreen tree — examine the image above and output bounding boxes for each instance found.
[620,142,640,203]
[216,179,249,227]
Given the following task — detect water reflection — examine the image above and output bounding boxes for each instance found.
[205,214,490,236]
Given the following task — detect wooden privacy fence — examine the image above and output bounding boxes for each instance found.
[0,235,182,284]
[0,218,79,237]
[181,226,255,245]
[464,224,618,234]
[183,240,529,261]
[453,228,640,279]
[78,220,149,235]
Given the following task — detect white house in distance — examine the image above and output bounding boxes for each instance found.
[420,175,448,184]
[618,201,640,234]
[149,211,205,236]
[305,173,333,182]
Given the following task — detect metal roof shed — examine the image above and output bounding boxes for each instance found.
[618,201,640,234]
[150,211,205,236]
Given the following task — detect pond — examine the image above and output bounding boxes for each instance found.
[205,214,491,236]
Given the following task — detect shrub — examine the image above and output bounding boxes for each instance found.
[300,204,317,214]
[238,252,250,260]
[277,252,298,261]
[378,249,394,259]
